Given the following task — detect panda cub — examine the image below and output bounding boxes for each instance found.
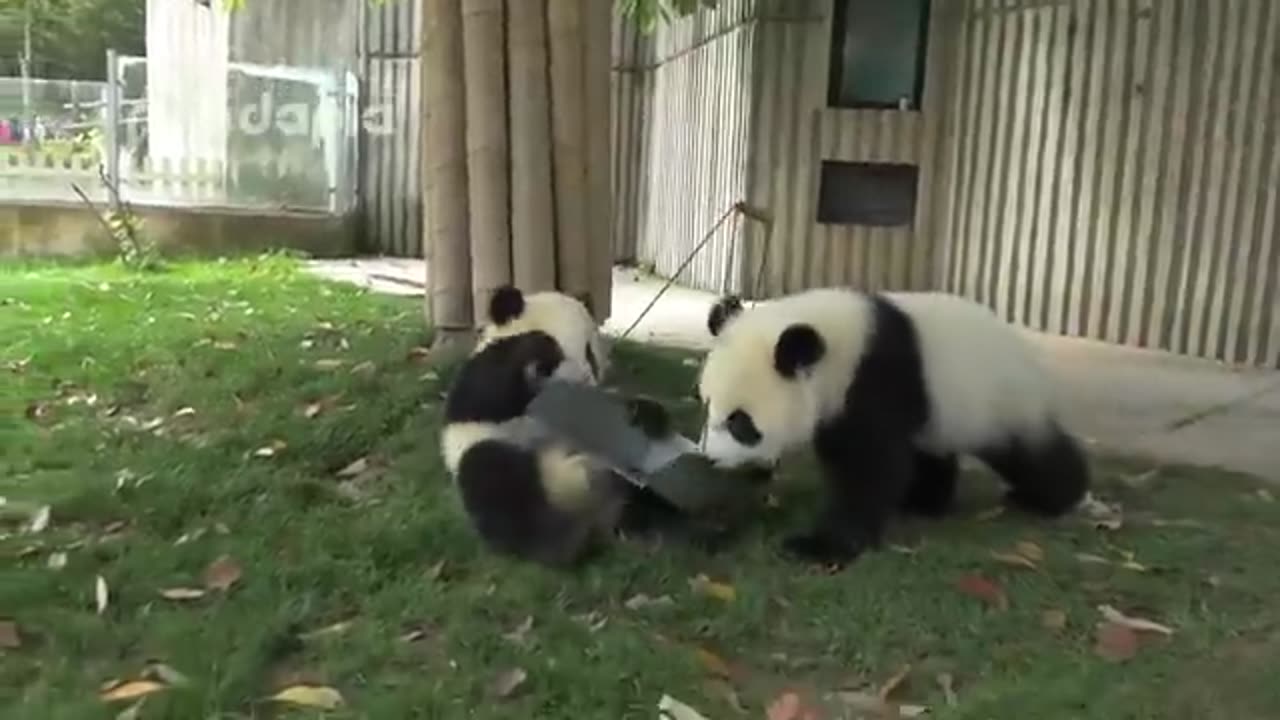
[440,285,684,568]
[696,288,1090,567]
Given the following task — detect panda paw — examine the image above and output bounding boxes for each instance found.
[780,532,865,569]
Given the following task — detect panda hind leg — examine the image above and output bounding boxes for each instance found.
[900,451,958,518]
[980,421,1090,517]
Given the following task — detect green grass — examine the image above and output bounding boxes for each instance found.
[3,255,1280,720]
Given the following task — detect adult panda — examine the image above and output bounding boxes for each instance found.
[696,288,1090,567]
[440,285,684,568]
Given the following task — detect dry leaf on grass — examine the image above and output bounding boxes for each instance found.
[269,684,344,710]
[1075,552,1111,565]
[96,575,109,615]
[350,360,376,375]
[203,555,243,592]
[937,672,957,707]
[115,699,146,720]
[689,574,736,602]
[47,551,67,570]
[502,616,535,647]
[28,505,51,533]
[100,680,166,703]
[172,407,196,420]
[313,359,346,371]
[158,587,206,601]
[299,620,354,641]
[1042,609,1068,631]
[1098,605,1175,635]
[491,667,528,699]
[955,574,1008,610]
[878,664,912,700]
[659,694,713,720]
[694,647,733,678]
[832,690,928,718]
[1094,621,1139,662]
[624,593,674,610]
[1015,541,1044,563]
[302,402,324,419]
[0,620,21,649]
[252,440,287,458]
[336,457,370,478]
[426,560,447,581]
[142,663,191,687]
[990,551,1038,570]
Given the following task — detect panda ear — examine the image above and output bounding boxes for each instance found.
[775,324,824,378]
[489,285,525,326]
[707,295,744,337]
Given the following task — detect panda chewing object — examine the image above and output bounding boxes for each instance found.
[696,288,1090,567]
[440,286,686,568]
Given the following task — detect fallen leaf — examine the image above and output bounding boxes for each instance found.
[888,544,918,555]
[1042,609,1068,631]
[878,663,912,701]
[407,346,432,362]
[572,611,609,633]
[832,690,928,718]
[1015,541,1044,563]
[350,360,376,375]
[203,555,243,592]
[624,593,674,610]
[426,561,447,581]
[100,680,165,702]
[213,341,238,351]
[28,505,51,533]
[659,694,713,720]
[1094,621,1139,662]
[492,667,528,699]
[937,672,957,707]
[252,440,286,458]
[503,616,535,647]
[1075,553,1111,565]
[47,551,67,570]
[1257,488,1274,502]
[694,647,733,678]
[1098,605,1175,635]
[689,574,736,602]
[172,407,196,419]
[336,457,369,478]
[300,620,354,640]
[96,575,109,615]
[302,402,324,419]
[955,574,1008,610]
[0,620,20,648]
[269,684,344,710]
[158,587,206,601]
[990,551,1038,570]
[314,359,346,371]
[25,401,52,423]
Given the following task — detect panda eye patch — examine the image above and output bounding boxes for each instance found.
[726,409,761,446]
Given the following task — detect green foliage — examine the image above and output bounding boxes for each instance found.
[107,206,161,273]
[0,0,145,80]
[619,0,720,33]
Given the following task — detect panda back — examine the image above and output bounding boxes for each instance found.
[884,292,1056,453]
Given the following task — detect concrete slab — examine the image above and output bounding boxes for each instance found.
[305,258,1280,483]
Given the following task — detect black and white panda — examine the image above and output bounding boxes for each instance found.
[695,288,1091,567]
[440,285,684,568]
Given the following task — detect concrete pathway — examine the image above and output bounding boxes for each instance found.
[307,258,1280,483]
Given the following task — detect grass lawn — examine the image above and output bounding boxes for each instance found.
[3,255,1280,720]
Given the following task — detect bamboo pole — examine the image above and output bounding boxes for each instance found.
[507,0,558,293]
[423,0,472,331]
[545,0,592,309]
[581,0,613,321]
[462,0,512,324]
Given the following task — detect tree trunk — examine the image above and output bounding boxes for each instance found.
[462,0,512,324]
[545,0,592,310]
[423,0,472,331]
[506,0,558,293]
[582,0,613,322]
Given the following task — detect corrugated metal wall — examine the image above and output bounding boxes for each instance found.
[358,0,424,257]
[937,0,1280,367]
[743,0,960,297]
[229,0,359,70]
[612,0,760,294]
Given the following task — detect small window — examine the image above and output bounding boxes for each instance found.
[816,161,918,227]
[828,0,931,109]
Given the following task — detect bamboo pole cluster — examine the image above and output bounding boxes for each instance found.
[423,0,613,333]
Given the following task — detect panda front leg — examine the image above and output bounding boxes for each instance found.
[901,450,958,518]
[781,426,915,568]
